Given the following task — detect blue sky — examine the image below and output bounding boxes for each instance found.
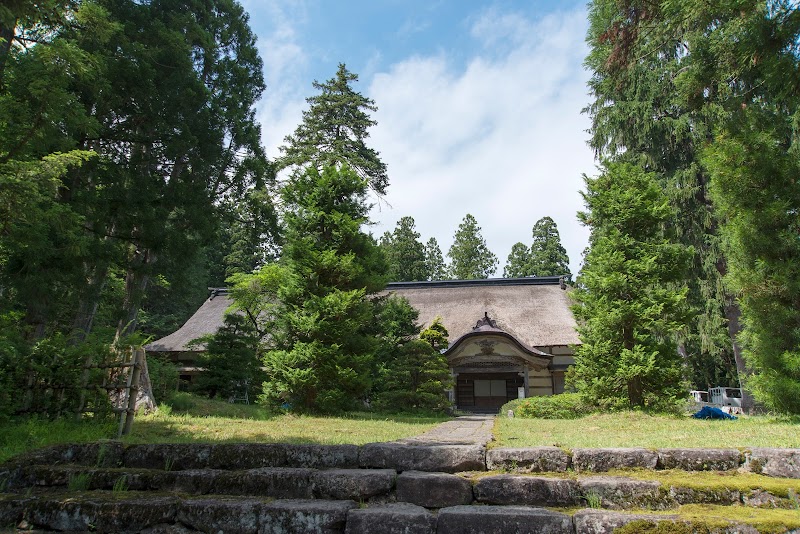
[242,0,595,276]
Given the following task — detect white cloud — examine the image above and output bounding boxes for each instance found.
[368,7,594,276]
[250,3,595,276]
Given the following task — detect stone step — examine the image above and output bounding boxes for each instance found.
[9,442,799,478]
[5,465,396,502]
[1,493,794,534]
[6,464,798,512]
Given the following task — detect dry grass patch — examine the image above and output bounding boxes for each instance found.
[496,411,800,449]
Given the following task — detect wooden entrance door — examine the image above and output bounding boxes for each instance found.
[455,373,524,410]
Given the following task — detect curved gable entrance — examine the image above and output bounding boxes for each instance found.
[445,313,555,411]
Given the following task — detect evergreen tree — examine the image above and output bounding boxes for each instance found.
[279,63,388,195]
[424,237,448,281]
[585,0,740,392]
[571,162,691,410]
[447,214,497,279]
[585,0,800,412]
[379,216,428,281]
[260,165,387,412]
[375,314,452,412]
[503,242,532,278]
[420,316,449,352]
[529,217,571,280]
[194,314,264,402]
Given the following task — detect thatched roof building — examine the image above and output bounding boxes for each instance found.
[147,276,580,410]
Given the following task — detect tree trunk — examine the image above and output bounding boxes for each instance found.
[0,20,15,90]
[723,297,755,410]
[114,246,152,343]
[71,263,108,343]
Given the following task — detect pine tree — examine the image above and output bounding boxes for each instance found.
[571,162,691,410]
[379,216,428,281]
[585,0,740,391]
[503,242,532,278]
[529,217,571,280]
[447,214,497,279]
[424,238,448,281]
[279,63,388,195]
[261,165,387,412]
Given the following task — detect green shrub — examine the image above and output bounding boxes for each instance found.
[502,393,594,419]
[146,354,179,404]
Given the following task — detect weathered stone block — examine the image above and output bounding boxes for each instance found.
[284,444,360,469]
[208,443,287,469]
[668,485,740,506]
[124,444,213,470]
[214,467,314,498]
[312,469,395,500]
[572,448,658,472]
[437,505,572,534]
[486,447,570,473]
[359,444,484,473]
[177,497,262,533]
[657,448,741,471]
[259,499,357,534]
[26,495,178,533]
[573,510,680,534]
[745,448,800,478]
[395,471,473,508]
[474,475,579,507]
[345,503,436,534]
[0,495,31,529]
[578,476,663,509]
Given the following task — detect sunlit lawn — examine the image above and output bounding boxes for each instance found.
[496,411,800,449]
[0,394,450,464]
[125,406,449,446]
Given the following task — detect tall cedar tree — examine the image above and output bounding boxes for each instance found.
[447,214,497,279]
[585,0,740,391]
[261,165,387,413]
[379,216,429,281]
[586,0,800,412]
[279,63,388,195]
[424,238,448,280]
[571,162,691,410]
[529,217,571,281]
[503,242,532,278]
[0,0,273,344]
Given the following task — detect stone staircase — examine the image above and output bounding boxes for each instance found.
[1,441,799,533]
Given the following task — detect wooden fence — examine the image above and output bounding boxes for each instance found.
[21,346,145,438]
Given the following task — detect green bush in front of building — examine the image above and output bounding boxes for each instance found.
[502,393,594,419]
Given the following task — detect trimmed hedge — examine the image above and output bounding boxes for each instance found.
[501,393,595,419]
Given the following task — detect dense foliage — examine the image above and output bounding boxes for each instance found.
[447,214,498,279]
[502,393,594,419]
[502,217,571,280]
[258,165,386,412]
[278,63,388,195]
[379,217,429,282]
[571,163,691,410]
[584,0,800,413]
[0,0,275,418]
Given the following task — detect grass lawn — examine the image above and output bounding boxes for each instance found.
[0,394,449,464]
[495,411,800,449]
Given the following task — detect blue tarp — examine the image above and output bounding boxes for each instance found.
[692,406,737,420]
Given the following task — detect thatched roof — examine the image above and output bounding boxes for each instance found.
[384,277,580,348]
[146,277,580,354]
[145,289,233,353]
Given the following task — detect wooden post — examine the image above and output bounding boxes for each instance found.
[121,348,144,437]
[116,349,134,438]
